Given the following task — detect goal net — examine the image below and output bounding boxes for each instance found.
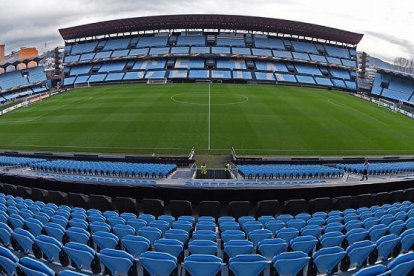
[378,98,398,111]
[147,78,168,84]
[74,82,91,89]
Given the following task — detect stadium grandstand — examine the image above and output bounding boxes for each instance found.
[371,69,414,106]
[1,12,414,276]
[0,65,48,104]
[59,15,360,91]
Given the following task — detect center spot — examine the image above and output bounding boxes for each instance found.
[171,92,248,106]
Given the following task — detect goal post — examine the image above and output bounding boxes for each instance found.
[147,78,168,84]
[74,82,91,89]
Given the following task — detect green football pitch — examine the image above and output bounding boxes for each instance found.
[0,83,414,156]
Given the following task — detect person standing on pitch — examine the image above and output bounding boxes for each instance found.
[361,160,369,181]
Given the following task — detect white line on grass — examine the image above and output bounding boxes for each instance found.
[170,93,248,106]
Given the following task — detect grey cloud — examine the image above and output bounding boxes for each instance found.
[365,31,414,60]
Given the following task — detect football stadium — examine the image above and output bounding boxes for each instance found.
[0,7,414,276]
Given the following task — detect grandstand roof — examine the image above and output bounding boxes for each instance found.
[59,14,364,45]
[378,68,414,80]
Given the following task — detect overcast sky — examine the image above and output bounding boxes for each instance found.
[1,0,413,62]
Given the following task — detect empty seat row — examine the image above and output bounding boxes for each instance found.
[0,191,414,275]
[1,182,413,218]
[238,164,343,179]
[337,162,414,175]
[31,159,177,178]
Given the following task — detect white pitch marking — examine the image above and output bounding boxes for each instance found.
[170,93,249,106]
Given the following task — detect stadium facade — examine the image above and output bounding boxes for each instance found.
[59,14,362,91]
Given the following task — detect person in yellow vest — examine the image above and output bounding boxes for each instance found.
[225,161,231,178]
[200,163,207,179]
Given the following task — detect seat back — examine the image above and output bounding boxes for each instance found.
[184,254,222,276]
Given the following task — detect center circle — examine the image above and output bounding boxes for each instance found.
[171,92,249,106]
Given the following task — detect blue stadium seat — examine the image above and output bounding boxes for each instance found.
[140,251,178,276]
[63,242,100,273]
[354,264,387,276]
[346,228,369,245]
[184,254,223,276]
[276,227,299,243]
[0,223,12,246]
[229,254,267,276]
[154,238,184,259]
[189,240,218,255]
[0,246,18,275]
[220,221,241,231]
[401,229,414,253]
[248,229,273,246]
[193,230,217,241]
[344,240,376,270]
[17,257,55,276]
[59,270,88,276]
[165,229,189,244]
[150,220,171,234]
[121,235,150,257]
[90,221,111,233]
[387,252,414,276]
[98,248,136,275]
[66,227,90,244]
[221,230,245,243]
[320,231,345,248]
[158,215,175,226]
[113,224,135,240]
[273,251,310,275]
[265,220,285,233]
[196,221,216,231]
[172,220,193,232]
[224,240,254,258]
[311,246,346,274]
[301,225,323,238]
[138,226,162,245]
[92,231,119,250]
[33,235,63,262]
[127,218,147,233]
[375,234,401,262]
[11,228,35,254]
[258,238,287,258]
[290,235,318,254]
